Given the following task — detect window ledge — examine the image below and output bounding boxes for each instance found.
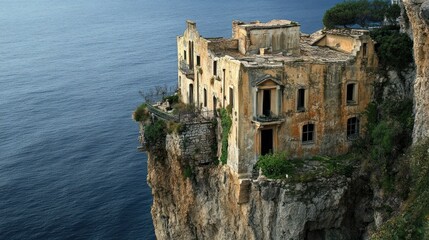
[347,135,359,141]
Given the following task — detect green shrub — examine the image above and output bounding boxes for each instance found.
[144,120,166,146]
[370,28,413,71]
[219,108,232,165]
[166,121,184,134]
[133,103,149,122]
[183,165,193,179]
[256,152,295,179]
[163,95,179,105]
[371,120,400,156]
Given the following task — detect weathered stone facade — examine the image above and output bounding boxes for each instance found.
[178,20,378,177]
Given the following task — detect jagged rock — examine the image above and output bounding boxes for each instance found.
[421,1,429,25]
[403,0,429,143]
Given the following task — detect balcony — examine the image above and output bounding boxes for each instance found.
[180,60,195,80]
[252,113,284,127]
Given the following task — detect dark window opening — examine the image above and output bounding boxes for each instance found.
[184,50,187,60]
[213,61,217,76]
[204,88,207,107]
[347,117,359,139]
[213,96,217,116]
[188,41,194,69]
[263,89,271,116]
[297,88,305,111]
[362,43,367,57]
[302,124,315,143]
[196,56,200,66]
[346,83,356,104]
[229,87,234,109]
[189,84,194,103]
[261,129,273,155]
[222,69,225,81]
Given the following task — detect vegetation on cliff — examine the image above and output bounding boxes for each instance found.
[370,26,413,72]
[372,139,429,240]
[256,152,356,181]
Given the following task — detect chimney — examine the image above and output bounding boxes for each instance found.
[186,20,196,31]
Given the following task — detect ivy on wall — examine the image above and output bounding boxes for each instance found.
[219,108,232,165]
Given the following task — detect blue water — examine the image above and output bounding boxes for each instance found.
[0,0,341,239]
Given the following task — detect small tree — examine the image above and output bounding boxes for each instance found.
[323,1,359,28]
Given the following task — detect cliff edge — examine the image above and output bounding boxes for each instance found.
[146,128,373,240]
[403,0,429,143]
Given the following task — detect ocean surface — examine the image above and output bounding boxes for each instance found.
[0,0,341,239]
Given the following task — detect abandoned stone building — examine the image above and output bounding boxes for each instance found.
[177,20,378,177]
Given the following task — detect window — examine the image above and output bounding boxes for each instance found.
[184,50,187,60]
[213,60,217,76]
[189,84,193,103]
[362,43,367,57]
[203,88,207,107]
[302,124,315,143]
[196,56,200,66]
[188,41,194,69]
[347,117,359,139]
[346,83,357,105]
[262,89,271,116]
[229,87,234,109]
[297,88,305,111]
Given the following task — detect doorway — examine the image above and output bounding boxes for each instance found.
[261,129,273,155]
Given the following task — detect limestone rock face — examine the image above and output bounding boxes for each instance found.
[147,140,372,240]
[403,0,429,143]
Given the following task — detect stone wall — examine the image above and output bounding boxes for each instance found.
[166,121,216,166]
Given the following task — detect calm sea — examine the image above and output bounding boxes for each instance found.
[0,0,340,239]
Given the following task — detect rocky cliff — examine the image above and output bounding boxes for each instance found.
[147,129,375,240]
[403,0,429,143]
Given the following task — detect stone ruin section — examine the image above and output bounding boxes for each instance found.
[166,121,216,167]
